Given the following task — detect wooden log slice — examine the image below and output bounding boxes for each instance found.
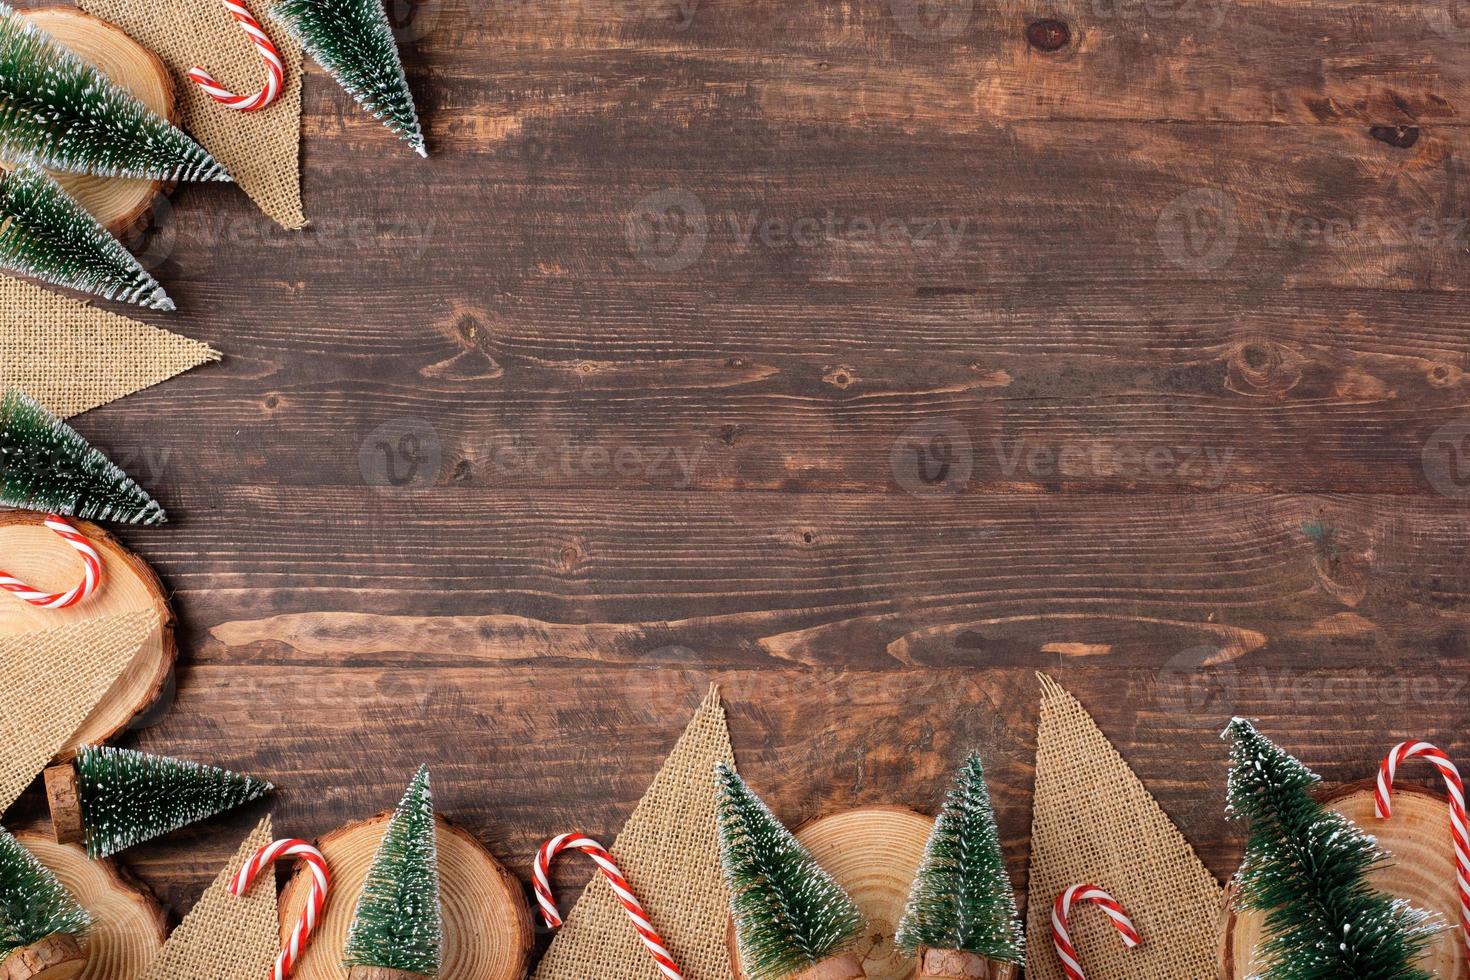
[278,814,532,980]
[1218,781,1466,979]
[0,511,175,757]
[9,8,175,238]
[13,829,166,980]
[728,805,936,980]
[0,934,86,980]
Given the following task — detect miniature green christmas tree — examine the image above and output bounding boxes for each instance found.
[343,765,442,978]
[895,754,1024,976]
[0,824,90,968]
[715,763,866,980]
[0,3,228,181]
[0,165,174,310]
[270,0,426,156]
[1223,719,1440,980]
[62,746,273,859]
[0,388,166,524]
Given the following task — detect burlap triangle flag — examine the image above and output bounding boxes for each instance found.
[533,684,737,980]
[142,815,277,980]
[75,0,305,229]
[0,276,219,418]
[1026,673,1222,980]
[0,607,159,814]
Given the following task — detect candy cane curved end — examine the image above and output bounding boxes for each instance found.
[1052,884,1140,980]
[231,839,330,979]
[0,516,103,609]
[188,0,284,111]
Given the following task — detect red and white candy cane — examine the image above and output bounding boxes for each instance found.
[534,834,682,980]
[230,839,330,980]
[1377,740,1470,959]
[1051,883,1141,980]
[0,515,102,609]
[187,0,284,111]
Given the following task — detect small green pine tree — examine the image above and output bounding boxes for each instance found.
[0,825,89,960]
[343,765,442,976]
[715,763,865,980]
[894,754,1024,965]
[0,388,166,524]
[0,4,228,181]
[1224,719,1441,980]
[74,746,273,859]
[270,0,426,156]
[0,165,174,310]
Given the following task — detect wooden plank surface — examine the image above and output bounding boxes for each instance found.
[8,0,1470,959]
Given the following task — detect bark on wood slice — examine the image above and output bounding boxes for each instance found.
[8,8,175,238]
[0,511,175,758]
[12,829,166,980]
[915,948,1018,979]
[0,934,86,980]
[278,813,532,980]
[346,968,430,980]
[728,805,935,980]
[42,764,84,846]
[1218,780,1467,979]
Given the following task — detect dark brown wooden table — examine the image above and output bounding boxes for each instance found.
[13,0,1470,957]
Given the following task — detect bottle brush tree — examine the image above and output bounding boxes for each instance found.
[715,762,867,980]
[0,824,90,978]
[47,745,273,859]
[270,0,426,156]
[0,388,166,525]
[0,3,228,181]
[1223,718,1441,980]
[0,165,174,310]
[895,754,1024,979]
[343,765,442,979]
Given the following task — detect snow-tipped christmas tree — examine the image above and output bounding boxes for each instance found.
[1223,719,1440,980]
[270,0,426,156]
[0,165,174,310]
[0,4,228,181]
[0,824,90,969]
[62,746,272,859]
[0,388,166,524]
[895,754,1024,975]
[343,765,443,978]
[715,763,866,980]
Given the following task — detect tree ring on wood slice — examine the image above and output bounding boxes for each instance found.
[11,829,165,980]
[9,8,176,239]
[42,764,84,846]
[0,512,176,759]
[727,806,935,980]
[0,934,86,980]
[915,948,1018,979]
[279,813,532,980]
[1218,780,1467,979]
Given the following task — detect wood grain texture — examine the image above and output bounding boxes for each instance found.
[2,0,1469,966]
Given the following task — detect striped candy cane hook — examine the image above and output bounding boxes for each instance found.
[1376,740,1470,960]
[187,0,284,111]
[230,839,331,980]
[0,516,102,608]
[1051,883,1141,980]
[534,833,683,980]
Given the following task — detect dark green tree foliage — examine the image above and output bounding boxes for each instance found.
[0,165,174,310]
[270,0,425,156]
[343,765,442,975]
[0,388,166,524]
[75,745,273,859]
[1224,719,1440,980]
[715,763,865,980]
[894,754,1024,964]
[0,824,89,960]
[0,3,227,181]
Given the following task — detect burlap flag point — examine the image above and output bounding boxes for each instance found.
[141,815,278,980]
[1026,673,1223,980]
[0,608,160,814]
[0,276,219,418]
[533,684,737,980]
